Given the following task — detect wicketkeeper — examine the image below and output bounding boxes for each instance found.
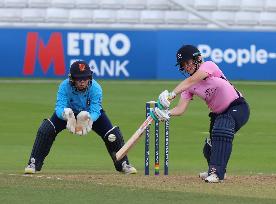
[152,45,250,183]
[24,60,137,174]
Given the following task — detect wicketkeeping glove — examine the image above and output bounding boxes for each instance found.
[158,90,176,109]
[150,107,170,122]
[62,108,77,133]
[75,111,93,136]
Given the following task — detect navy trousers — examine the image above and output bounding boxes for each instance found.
[39,109,128,171]
[207,97,250,179]
[209,97,250,133]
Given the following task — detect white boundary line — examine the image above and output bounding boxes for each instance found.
[0,79,276,86]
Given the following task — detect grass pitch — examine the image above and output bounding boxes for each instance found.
[0,79,275,204]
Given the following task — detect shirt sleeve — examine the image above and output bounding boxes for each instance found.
[89,80,103,122]
[55,80,69,120]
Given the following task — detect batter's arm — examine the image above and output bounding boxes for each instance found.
[170,97,190,116]
[173,69,208,95]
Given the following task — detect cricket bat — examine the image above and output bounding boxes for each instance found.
[115,115,154,161]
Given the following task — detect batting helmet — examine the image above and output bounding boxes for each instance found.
[175,45,201,66]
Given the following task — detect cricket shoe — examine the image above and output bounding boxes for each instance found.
[24,158,36,174]
[204,173,223,183]
[199,171,227,180]
[24,163,36,174]
[121,161,137,174]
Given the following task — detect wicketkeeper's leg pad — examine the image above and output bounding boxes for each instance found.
[209,114,235,180]
[103,126,129,171]
[28,119,57,171]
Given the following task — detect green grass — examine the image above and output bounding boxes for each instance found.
[0,79,276,204]
[1,175,276,204]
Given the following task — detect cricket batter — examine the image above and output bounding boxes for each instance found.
[152,45,250,183]
[24,60,137,174]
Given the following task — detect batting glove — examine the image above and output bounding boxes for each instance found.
[151,107,170,122]
[158,90,176,109]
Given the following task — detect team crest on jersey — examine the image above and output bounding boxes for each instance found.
[79,64,85,72]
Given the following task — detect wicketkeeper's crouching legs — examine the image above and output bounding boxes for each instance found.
[103,126,128,170]
[25,110,136,174]
[25,113,66,174]
[93,110,137,174]
[25,119,57,173]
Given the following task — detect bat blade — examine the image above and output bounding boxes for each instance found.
[115,116,153,161]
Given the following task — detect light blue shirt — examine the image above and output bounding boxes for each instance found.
[55,79,102,122]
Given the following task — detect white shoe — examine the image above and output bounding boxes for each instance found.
[24,164,36,174]
[204,173,223,183]
[200,171,226,180]
[121,161,137,174]
[24,158,36,174]
[199,171,209,180]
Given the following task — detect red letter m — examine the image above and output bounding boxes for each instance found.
[23,32,65,76]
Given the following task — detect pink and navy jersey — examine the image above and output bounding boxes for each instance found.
[181,61,241,113]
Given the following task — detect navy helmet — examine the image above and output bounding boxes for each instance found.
[69,60,93,80]
[69,61,93,90]
[175,45,201,67]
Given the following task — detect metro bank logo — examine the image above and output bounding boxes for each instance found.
[23,31,131,78]
[23,32,66,76]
